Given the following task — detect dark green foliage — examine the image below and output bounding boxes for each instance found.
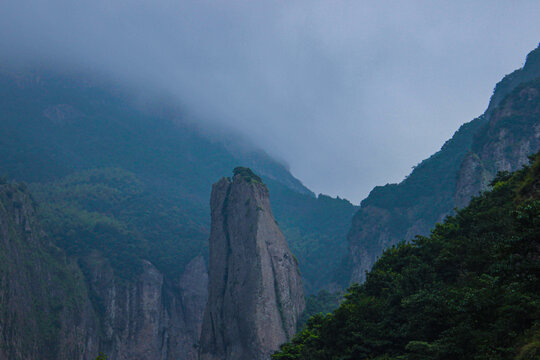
[516,326,540,360]
[27,166,356,290]
[30,169,146,279]
[274,154,540,359]
[488,44,540,114]
[298,290,342,329]
[0,70,355,291]
[342,113,489,286]
[233,166,263,184]
[0,182,89,360]
[29,168,210,279]
[343,44,540,288]
[360,114,486,216]
[95,353,107,360]
[267,179,357,293]
[473,78,540,163]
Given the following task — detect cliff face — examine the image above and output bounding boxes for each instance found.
[0,181,208,360]
[81,254,208,360]
[455,80,540,207]
[0,182,94,360]
[199,169,305,360]
[346,44,540,285]
[345,116,487,284]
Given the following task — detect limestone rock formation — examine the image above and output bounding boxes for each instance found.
[199,168,305,360]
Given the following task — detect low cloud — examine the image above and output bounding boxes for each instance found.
[1,1,540,202]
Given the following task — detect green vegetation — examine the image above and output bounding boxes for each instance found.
[267,179,357,293]
[0,182,90,360]
[298,290,342,330]
[233,166,263,184]
[488,44,540,113]
[343,44,540,289]
[340,112,489,288]
[274,153,540,359]
[0,71,356,292]
[27,165,355,292]
[30,168,208,280]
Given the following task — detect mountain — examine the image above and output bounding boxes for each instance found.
[0,180,89,359]
[274,151,540,360]
[0,65,354,358]
[0,67,355,294]
[0,180,209,360]
[345,44,540,285]
[199,168,305,360]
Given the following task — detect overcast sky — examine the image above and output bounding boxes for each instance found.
[1,1,540,203]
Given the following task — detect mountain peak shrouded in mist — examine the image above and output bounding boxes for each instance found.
[2,1,540,358]
[3,1,540,202]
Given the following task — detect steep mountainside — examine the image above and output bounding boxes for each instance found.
[0,68,355,293]
[275,152,540,360]
[455,78,540,207]
[0,180,92,359]
[0,180,208,360]
[346,44,540,284]
[200,168,305,360]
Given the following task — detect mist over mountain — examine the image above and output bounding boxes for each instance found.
[3,1,540,201]
[2,2,540,359]
[0,65,355,358]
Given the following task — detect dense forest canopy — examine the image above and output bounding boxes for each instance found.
[274,153,540,360]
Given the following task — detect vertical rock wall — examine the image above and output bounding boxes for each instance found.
[0,182,209,360]
[200,169,305,360]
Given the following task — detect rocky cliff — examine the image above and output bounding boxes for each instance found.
[0,180,208,360]
[0,181,94,359]
[199,168,305,360]
[80,254,208,360]
[454,79,540,207]
[346,44,540,285]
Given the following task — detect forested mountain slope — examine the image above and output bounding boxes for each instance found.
[345,44,540,285]
[0,180,91,359]
[0,67,356,358]
[275,152,540,360]
[0,179,209,360]
[0,68,356,293]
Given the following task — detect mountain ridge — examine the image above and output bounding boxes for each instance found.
[0,66,355,293]
[345,43,540,285]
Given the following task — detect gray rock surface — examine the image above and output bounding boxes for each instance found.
[82,254,207,360]
[455,84,540,207]
[0,182,208,360]
[199,171,305,360]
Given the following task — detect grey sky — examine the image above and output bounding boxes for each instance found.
[1,1,540,203]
